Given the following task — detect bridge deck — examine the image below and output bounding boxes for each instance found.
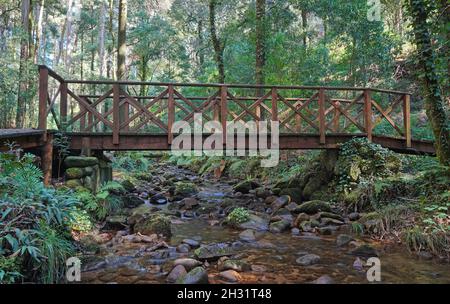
[64,132,435,155]
[0,129,46,151]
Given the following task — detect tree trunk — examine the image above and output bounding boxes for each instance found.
[16,0,32,128]
[34,0,45,63]
[98,0,106,77]
[255,0,266,97]
[301,10,307,47]
[197,20,204,73]
[208,0,225,83]
[117,0,127,80]
[407,0,450,165]
[117,0,128,130]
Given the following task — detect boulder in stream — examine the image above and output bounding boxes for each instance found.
[219,270,241,282]
[237,213,270,231]
[173,258,202,270]
[233,180,260,194]
[294,200,332,214]
[133,214,172,237]
[296,254,321,266]
[194,243,235,260]
[166,265,187,283]
[176,267,209,284]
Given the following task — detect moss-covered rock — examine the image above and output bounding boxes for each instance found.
[134,214,172,237]
[279,188,302,203]
[194,243,235,260]
[65,167,84,179]
[294,200,331,214]
[218,259,251,272]
[176,266,209,284]
[64,156,98,168]
[66,179,83,188]
[121,179,136,192]
[175,182,198,197]
[233,180,259,194]
[269,220,291,233]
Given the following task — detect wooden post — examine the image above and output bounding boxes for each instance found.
[42,133,53,186]
[221,86,228,144]
[60,82,68,131]
[364,89,373,142]
[296,114,302,133]
[38,66,48,140]
[113,84,120,145]
[271,88,278,122]
[167,85,175,145]
[318,88,326,144]
[403,94,411,148]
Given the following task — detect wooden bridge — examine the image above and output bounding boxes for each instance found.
[0,65,435,183]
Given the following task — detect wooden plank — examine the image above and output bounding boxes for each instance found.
[113,84,120,145]
[221,86,228,144]
[403,94,411,148]
[271,88,278,122]
[168,85,175,144]
[318,89,326,144]
[364,89,373,141]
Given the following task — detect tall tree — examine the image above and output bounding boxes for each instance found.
[406,0,450,165]
[255,0,266,95]
[208,0,225,83]
[98,0,106,77]
[16,0,32,128]
[117,0,127,80]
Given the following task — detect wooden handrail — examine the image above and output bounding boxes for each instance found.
[37,65,413,149]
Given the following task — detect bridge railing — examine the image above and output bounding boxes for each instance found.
[38,65,411,148]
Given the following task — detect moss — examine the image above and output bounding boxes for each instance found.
[294,200,331,214]
[65,167,84,179]
[64,156,98,168]
[175,181,198,196]
[66,179,83,189]
[134,214,172,237]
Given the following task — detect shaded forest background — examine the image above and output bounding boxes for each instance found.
[0,0,448,138]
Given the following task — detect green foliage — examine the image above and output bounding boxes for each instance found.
[404,226,449,256]
[226,208,250,227]
[75,181,125,220]
[53,132,71,178]
[113,152,152,172]
[0,256,22,284]
[335,138,403,210]
[33,222,74,284]
[0,150,78,283]
[69,209,94,233]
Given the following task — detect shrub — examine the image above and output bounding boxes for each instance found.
[0,151,78,283]
[75,181,125,220]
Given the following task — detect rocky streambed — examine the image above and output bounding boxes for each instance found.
[78,160,450,284]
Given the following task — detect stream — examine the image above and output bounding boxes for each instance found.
[79,162,450,284]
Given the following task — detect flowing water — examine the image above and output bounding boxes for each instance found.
[80,166,450,284]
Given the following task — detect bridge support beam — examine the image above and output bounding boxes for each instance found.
[41,133,53,186]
